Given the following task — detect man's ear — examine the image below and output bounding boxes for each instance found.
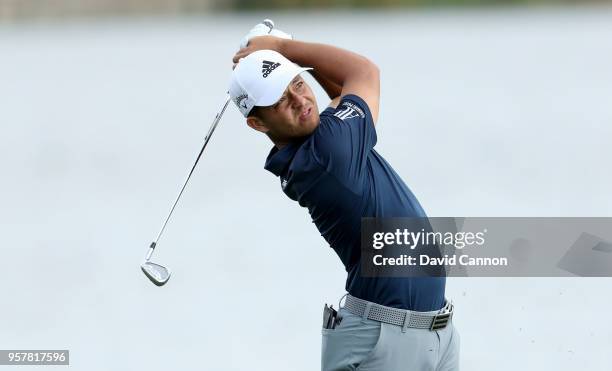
[246,116,269,133]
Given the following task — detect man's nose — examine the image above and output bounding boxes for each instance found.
[289,91,306,108]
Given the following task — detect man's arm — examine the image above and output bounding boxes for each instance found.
[233,37,380,123]
[308,69,342,102]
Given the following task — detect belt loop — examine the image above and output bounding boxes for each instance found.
[401,310,411,333]
[338,293,348,310]
[362,302,373,321]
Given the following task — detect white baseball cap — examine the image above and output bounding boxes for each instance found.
[229,49,312,117]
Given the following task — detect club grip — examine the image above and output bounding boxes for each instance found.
[263,19,274,30]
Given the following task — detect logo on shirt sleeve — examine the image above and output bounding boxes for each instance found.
[333,101,365,120]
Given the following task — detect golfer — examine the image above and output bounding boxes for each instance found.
[230,22,459,371]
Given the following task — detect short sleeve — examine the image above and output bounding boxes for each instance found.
[311,94,377,190]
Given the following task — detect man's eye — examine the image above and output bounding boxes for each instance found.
[296,81,303,88]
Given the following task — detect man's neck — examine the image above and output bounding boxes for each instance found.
[269,134,289,150]
[270,134,308,150]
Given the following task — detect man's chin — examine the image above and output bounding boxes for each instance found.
[304,119,320,134]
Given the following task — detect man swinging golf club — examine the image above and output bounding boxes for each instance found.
[230,21,460,370]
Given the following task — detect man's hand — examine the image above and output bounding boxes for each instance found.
[233,19,292,69]
[233,36,285,68]
[239,19,292,49]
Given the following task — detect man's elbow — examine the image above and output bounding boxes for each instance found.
[361,59,380,85]
[369,59,380,74]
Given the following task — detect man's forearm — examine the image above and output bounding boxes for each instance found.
[278,39,376,93]
[308,70,342,100]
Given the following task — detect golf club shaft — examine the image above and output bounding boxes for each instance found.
[150,94,232,253]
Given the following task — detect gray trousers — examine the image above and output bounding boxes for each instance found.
[321,307,459,371]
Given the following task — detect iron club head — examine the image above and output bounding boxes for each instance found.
[141,242,171,286]
[141,261,171,286]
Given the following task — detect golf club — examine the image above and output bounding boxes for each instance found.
[141,94,232,286]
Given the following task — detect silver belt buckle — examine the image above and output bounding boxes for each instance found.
[430,302,453,331]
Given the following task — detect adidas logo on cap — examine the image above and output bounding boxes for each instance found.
[262,60,281,78]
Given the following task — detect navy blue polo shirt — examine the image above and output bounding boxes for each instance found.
[264,94,445,311]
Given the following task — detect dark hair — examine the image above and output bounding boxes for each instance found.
[248,106,263,119]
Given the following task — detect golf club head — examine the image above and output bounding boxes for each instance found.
[141,261,171,286]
